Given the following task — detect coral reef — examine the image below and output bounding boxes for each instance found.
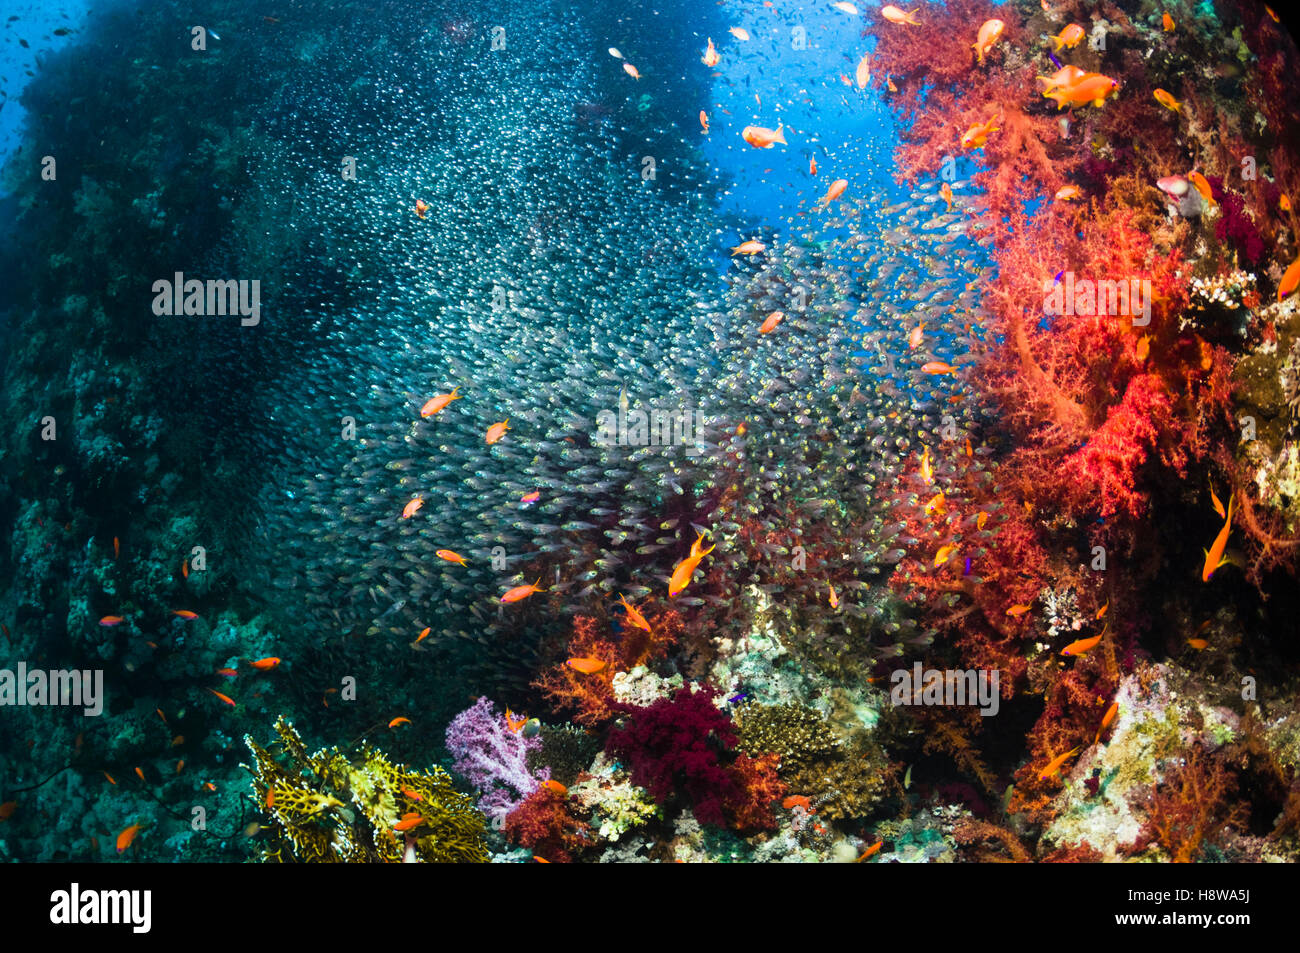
[244,716,488,862]
[445,696,550,820]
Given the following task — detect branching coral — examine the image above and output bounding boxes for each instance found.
[1131,748,1248,862]
[445,696,550,819]
[534,609,682,727]
[244,715,488,863]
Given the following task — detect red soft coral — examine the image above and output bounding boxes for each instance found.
[606,686,740,827]
[534,609,682,727]
[725,752,786,832]
[503,786,593,863]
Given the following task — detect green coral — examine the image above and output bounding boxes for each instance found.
[529,723,600,786]
[243,715,488,863]
[735,702,840,771]
[735,702,887,820]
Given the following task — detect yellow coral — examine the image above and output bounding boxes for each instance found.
[243,715,488,863]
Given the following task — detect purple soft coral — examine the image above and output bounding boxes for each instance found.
[445,696,550,820]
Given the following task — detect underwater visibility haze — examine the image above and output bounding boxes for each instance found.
[2,0,1300,868]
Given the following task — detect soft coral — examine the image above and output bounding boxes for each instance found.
[606,685,740,827]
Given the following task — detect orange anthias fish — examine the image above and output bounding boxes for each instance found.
[972,18,1004,65]
[1209,481,1227,519]
[420,385,461,417]
[699,110,710,134]
[116,823,143,853]
[820,178,848,205]
[729,26,750,41]
[880,5,920,25]
[485,420,510,444]
[921,360,955,374]
[1094,700,1119,743]
[1188,637,1209,650]
[99,615,124,627]
[401,497,424,519]
[1187,171,1215,204]
[1153,88,1182,113]
[1006,603,1032,616]
[759,310,784,334]
[702,37,719,67]
[1163,12,1175,31]
[959,117,999,150]
[919,445,933,484]
[1044,73,1119,109]
[1054,185,1081,201]
[415,199,429,219]
[855,53,870,89]
[172,610,198,620]
[741,123,787,148]
[394,813,423,832]
[216,667,238,678]
[908,323,926,349]
[388,716,412,728]
[856,840,883,861]
[1037,64,1088,96]
[1278,256,1300,302]
[933,543,957,567]
[828,584,839,609]
[940,182,953,210]
[505,708,527,733]
[113,536,120,559]
[1202,492,1235,581]
[622,63,641,80]
[1049,23,1085,51]
[731,240,766,255]
[668,531,715,597]
[617,594,652,632]
[809,156,818,176]
[566,657,607,674]
[1061,627,1104,656]
[436,549,468,566]
[208,689,236,706]
[413,626,431,646]
[502,579,545,603]
[542,779,568,795]
[782,795,812,810]
[1038,746,1080,780]
[249,657,281,671]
